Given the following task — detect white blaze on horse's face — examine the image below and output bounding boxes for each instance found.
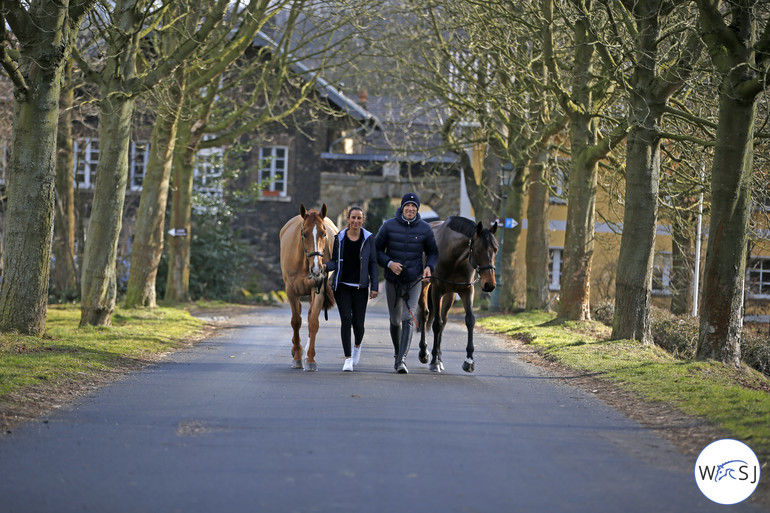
[310,225,323,275]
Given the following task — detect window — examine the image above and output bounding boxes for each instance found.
[652,252,672,295]
[747,257,770,298]
[194,147,224,189]
[74,138,149,190]
[549,163,568,204]
[548,248,563,291]
[129,141,149,190]
[74,138,99,188]
[258,146,288,196]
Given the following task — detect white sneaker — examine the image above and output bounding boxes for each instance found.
[342,358,354,372]
[352,346,361,365]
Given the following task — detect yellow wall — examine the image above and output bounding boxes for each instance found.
[507,171,770,318]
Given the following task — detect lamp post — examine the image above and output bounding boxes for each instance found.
[489,163,514,311]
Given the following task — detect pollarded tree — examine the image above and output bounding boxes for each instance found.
[52,59,79,301]
[609,0,703,343]
[164,2,362,302]
[359,0,567,311]
[74,0,230,326]
[694,0,770,367]
[545,0,629,321]
[0,0,97,335]
[124,0,288,308]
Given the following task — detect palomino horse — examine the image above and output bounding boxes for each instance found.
[417,216,498,372]
[279,203,338,371]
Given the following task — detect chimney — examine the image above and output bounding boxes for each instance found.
[357,87,368,106]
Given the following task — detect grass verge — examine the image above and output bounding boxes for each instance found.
[478,311,770,459]
[0,304,206,431]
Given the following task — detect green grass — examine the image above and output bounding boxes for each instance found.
[479,311,770,457]
[0,304,204,398]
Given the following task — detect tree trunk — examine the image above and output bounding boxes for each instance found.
[526,150,550,310]
[0,73,60,335]
[670,209,695,316]
[697,94,754,366]
[0,2,90,334]
[124,72,185,308]
[611,3,662,344]
[164,124,197,303]
[53,60,79,299]
[557,4,598,321]
[80,96,136,326]
[694,0,765,367]
[500,165,525,310]
[612,124,659,343]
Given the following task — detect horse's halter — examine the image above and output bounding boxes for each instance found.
[432,235,495,288]
[468,235,495,274]
[300,222,327,290]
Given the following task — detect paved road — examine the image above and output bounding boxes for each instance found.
[0,299,762,513]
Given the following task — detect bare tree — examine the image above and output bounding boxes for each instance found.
[124,0,287,308]
[610,0,703,343]
[164,1,362,301]
[74,0,230,325]
[0,0,97,335]
[545,0,629,321]
[693,0,770,366]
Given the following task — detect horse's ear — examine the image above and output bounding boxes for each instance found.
[489,222,498,234]
[320,203,327,219]
[300,203,307,219]
[476,222,484,235]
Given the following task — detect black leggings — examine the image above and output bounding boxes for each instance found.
[334,284,369,357]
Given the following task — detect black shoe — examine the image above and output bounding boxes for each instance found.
[396,362,408,374]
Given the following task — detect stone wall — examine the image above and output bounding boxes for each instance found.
[320,171,462,227]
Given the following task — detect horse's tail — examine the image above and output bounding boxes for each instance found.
[323,275,335,320]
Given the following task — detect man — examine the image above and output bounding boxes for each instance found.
[375,192,439,373]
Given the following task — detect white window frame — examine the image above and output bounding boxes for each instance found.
[194,146,225,192]
[747,257,770,299]
[74,138,99,189]
[548,247,563,291]
[74,138,149,190]
[129,141,150,191]
[258,145,288,197]
[652,252,672,296]
[549,160,569,204]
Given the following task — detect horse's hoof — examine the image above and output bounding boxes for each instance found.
[418,351,429,364]
[462,358,474,373]
[291,359,303,369]
[304,361,318,372]
[429,362,442,373]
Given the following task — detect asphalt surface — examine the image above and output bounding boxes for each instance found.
[0,298,763,513]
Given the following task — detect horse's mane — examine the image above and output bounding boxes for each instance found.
[444,216,498,249]
[444,216,477,238]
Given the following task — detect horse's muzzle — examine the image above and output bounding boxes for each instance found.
[309,271,325,288]
[482,282,496,293]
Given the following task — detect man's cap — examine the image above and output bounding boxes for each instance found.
[401,192,420,209]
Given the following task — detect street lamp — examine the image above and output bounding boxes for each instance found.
[489,162,514,311]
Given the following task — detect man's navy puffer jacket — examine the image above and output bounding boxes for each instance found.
[375,207,439,285]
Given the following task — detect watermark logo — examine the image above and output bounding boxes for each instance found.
[695,439,760,505]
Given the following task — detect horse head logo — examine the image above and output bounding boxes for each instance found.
[715,460,748,482]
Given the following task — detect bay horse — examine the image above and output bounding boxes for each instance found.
[279,203,338,371]
[417,216,498,372]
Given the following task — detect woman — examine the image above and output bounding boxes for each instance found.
[324,206,379,371]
